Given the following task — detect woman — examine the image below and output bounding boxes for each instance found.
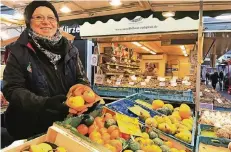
[211,71,219,90]
[3,1,89,140]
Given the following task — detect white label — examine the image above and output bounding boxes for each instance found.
[94,74,105,84]
[147,76,152,79]
[129,82,135,85]
[159,77,166,82]
[141,82,146,86]
[91,54,98,66]
[200,91,203,97]
[171,82,177,87]
[217,98,223,103]
[115,81,121,86]
[131,75,137,81]
[159,82,165,86]
[145,79,150,83]
[117,78,122,82]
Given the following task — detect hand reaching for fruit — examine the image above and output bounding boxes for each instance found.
[66,84,104,115]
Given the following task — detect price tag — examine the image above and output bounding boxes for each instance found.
[91,54,98,66]
[129,82,135,85]
[131,75,137,81]
[159,77,166,82]
[116,113,142,136]
[145,79,150,83]
[115,81,121,86]
[200,91,203,97]
[147,76,152,79]
[159,82,165,86]
[171,82,177,87]
[200,103,213,110]
[94,74,105,84]
[141,82,146,86]
[107,79,112,84]
[216,98,223,103]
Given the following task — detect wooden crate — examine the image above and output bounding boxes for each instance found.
[2,125,109,152]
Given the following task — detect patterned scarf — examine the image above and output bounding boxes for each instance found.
[28,28,65,65]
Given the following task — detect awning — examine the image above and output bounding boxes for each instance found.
[80,15,199,37]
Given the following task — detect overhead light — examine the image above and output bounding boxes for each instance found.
[182,50,186,54]
[184,54,188,57]
[60,6,71,13]
[14,12,24,20]
[132,42,142,47]
[215,14,231,20]
[162,11,175,18]
[109,0,122,6]
[141,46,156,54]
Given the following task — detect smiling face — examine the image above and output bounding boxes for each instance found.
[30,6,58,37]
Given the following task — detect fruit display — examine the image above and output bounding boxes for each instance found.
[199,110,231,127]
[199,142,230,152]
[21,142,67,152]
[66,84,102,113]
[200,85,231,109]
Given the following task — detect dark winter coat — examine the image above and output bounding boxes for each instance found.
[2,30,89,139]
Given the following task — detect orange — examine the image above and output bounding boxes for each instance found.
[77,124,88,135]
[179,104,191,119]
[88,124,99,134]
[102,133,111,142]
[99,128,108,135]
[95,117,103,125]
[97,121,105,128]
[109,140,122,152]
[110,130,120,140]
[104,113,113,121]
[89,131,101,140]
[107,125,118,134]
[165,141,173,148]
[152,100,164,110]
[94,139,104,145]
[104,144,117,152]
[83,90,96,103]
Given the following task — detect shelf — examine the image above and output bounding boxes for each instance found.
[106,63,139,68]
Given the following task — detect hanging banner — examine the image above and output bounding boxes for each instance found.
[80,15,199,37]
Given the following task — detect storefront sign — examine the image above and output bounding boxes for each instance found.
[60,24,81,39]
[80,15,199,37]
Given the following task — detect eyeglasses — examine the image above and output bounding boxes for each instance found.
[31,15,57,23]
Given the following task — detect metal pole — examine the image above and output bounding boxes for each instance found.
[196,0,204,112]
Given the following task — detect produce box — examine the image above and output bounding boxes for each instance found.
[106,97,196,150]
[195,136,231,152]
[93,85,137,98]
[140,89,193,103]
[198,124,217,137]
[2,125,107,152]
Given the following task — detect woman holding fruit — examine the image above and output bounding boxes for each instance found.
[2,1,100,140]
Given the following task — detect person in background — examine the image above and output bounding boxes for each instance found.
[2,1,90,140]
[205,71,210,85]
[144,63,158,77]
[211,71,219,90]
[219,70,224,91]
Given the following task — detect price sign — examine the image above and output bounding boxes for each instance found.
[216,98,223,103]
[147,76,152,79]
[129,82,135,85]
[159,82,165,86]
[94,74,105,84]
[171,82,177,87]
[141,82,146,86]
[200,103,213,110]
[145,79,150,83]
[116,113,142,136]
[91,54,98,66]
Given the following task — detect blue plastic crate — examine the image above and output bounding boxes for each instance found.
[106,95,196,149]
[140,89,194,103]
[195,136,231,152]
[93,85,137,98]
[198,124,216,136]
